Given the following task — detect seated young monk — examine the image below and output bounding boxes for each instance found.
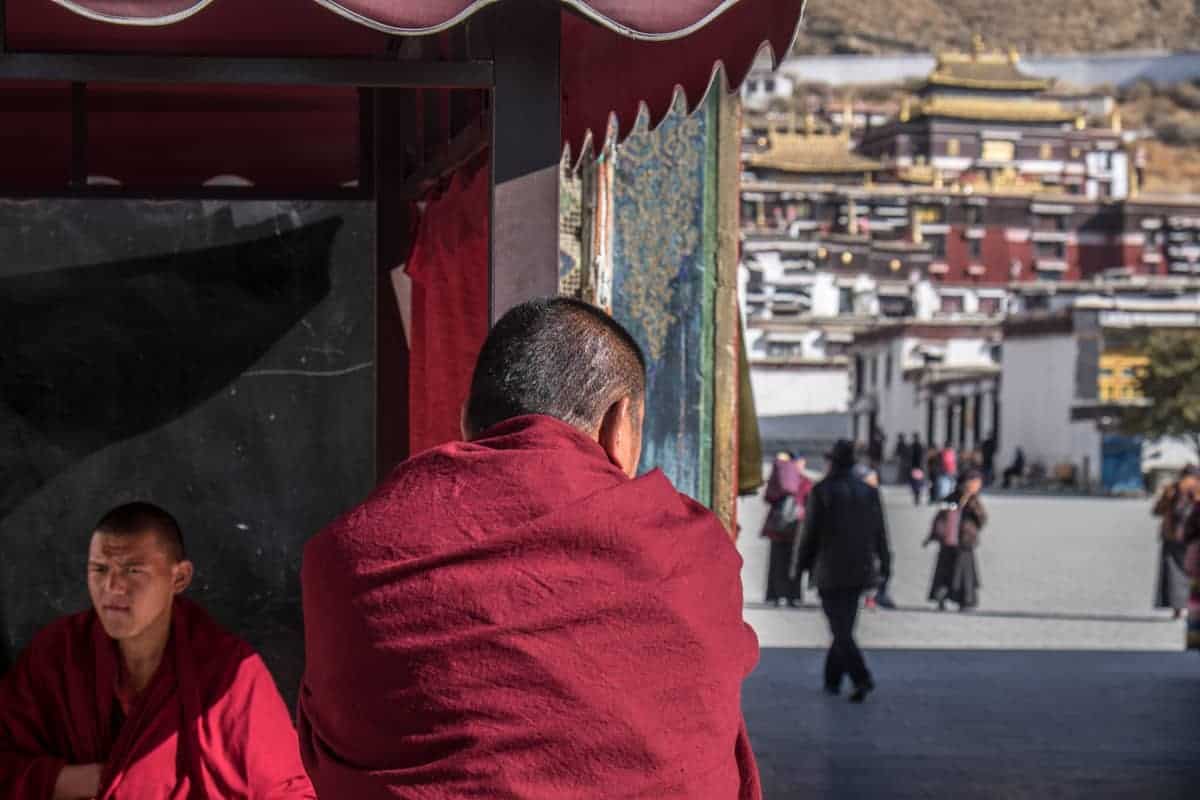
[0,502,315,799]
[299,297,762,799]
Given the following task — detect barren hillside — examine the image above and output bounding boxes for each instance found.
[795,0,1200,55]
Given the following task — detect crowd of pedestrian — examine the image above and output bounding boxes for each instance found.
[759,433,1200,712]
[759,432,1000,702]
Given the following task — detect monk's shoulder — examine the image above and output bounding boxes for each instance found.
[617,470,736,550]
[306,444,467,555]
[21,608,96,664]
[175,600,256,673]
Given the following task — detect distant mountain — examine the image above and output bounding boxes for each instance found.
[794,0,1200,55]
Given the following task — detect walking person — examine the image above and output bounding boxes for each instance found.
[1152,465,1199,620]
[793,440,891,702]
[762,452,812,607]
[981,433,997,486]
[894,434,910,485]
[867,428,885,472]
[908,434,926,506]
[926,442,943,504]
[927,469,988,612]
[938,443,959,502]
[1184,496,1200,651]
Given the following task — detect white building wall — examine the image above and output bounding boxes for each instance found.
[999,335,1101,482]
[810,273,840,317]
[944,337,997,367]
[751,367,850,416]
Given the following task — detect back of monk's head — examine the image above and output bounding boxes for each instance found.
[465,297,647,437]
[94,501,187,563]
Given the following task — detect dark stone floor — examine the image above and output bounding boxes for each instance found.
[744,649,1200,799]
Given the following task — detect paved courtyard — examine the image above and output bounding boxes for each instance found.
[739,484,1200,798]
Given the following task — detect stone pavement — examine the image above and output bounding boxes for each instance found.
[738,483,1200,798]
[745,649,1200,799]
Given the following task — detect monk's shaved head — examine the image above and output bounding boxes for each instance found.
[465,298,647,438]
[93,502,186,562]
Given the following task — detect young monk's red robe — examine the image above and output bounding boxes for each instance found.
[0,597,314,799]
[299,414,762,799]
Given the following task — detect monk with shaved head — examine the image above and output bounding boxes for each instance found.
[0,502,314,799]
[300,297,762,799]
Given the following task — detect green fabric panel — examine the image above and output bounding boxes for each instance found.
[738,308,765,494]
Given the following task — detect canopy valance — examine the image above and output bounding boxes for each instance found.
[18,0,805,153]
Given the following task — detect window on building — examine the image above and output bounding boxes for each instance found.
[1034,214,1069,232]
[915,205,945,225]
[838,287,855,314]
[978,296,1001,315]
[965,205,984,226]
[885,352,894,385]
[968,237,983,261]
[929,235,947,259]
[1035,240,1066,260]
[946,138,961,157]
[741,200,757,227]
[870,356,878,387]
[940,294,964,313]
[981,140,1015,162]
[1039,142,1054,160]
[764,79,776,92]
[1144,229,1165,254]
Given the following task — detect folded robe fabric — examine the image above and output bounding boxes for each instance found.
[0,597,314,799]
[299,414,762,799]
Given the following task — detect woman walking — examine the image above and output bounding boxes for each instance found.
[926,469,987,612]
[1152,466,1199,620]
[762,452,812,607]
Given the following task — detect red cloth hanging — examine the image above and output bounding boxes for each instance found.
[405,154,490,454]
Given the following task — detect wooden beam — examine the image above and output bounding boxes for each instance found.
[0,53,493,88]
[489,0,561,322]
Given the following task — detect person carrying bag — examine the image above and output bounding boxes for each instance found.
[762,453,811,606]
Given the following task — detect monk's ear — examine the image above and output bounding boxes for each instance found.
[598,395,643,478]
[171,560,194,595]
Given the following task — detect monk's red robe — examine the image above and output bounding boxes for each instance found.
[0,597,314,799]
[299,414,761,799]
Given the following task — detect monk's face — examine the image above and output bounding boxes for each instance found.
[87,530,192,644]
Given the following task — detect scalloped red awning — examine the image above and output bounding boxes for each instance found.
[21,0,804,154]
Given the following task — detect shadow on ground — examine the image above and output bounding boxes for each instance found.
[745,648,1200,799]
[743,602,1176,625]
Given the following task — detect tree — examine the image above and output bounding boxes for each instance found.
[1122,330,1200,460]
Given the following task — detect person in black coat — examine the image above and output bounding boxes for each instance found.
[908,433,926,506]
[792,439,892,703]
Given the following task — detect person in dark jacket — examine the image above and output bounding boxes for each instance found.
[927,469,988,611]
[792,440,892,703]
[908,434,926,506]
